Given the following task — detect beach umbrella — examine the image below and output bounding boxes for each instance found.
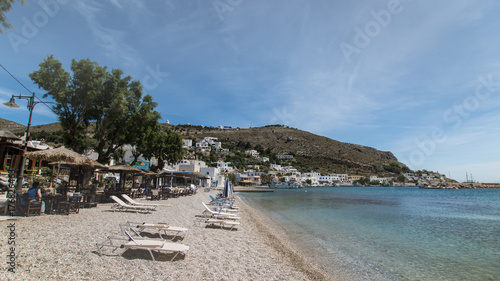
[105,164,145,190]
[25,146,95,166]
[223,177,233,198]
[25,147,101,191]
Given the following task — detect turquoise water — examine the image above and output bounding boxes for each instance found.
[239,186,500,280]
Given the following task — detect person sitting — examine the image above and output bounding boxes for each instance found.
[27,182,45,213]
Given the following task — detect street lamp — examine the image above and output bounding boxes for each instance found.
[3,92,43,194]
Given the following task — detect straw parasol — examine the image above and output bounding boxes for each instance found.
[105,164,146,190]
[25,147,95,167]
[0,129,21,141]
[48,160,107,170]
[105,164,145,174]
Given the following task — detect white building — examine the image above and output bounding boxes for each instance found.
[183,139,193,148]
[369,176,390,184]
[175,159,207,173]
[217,161,234,172]
[245,150,259,157]
[301,172,321,186]
[270,164,282,171]
[200,167,223,187]
[329,173,349,183]
[257,157,269,162]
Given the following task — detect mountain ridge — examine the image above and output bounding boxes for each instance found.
[1,118,406,176]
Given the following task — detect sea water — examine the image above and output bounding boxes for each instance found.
[239,186,500,280]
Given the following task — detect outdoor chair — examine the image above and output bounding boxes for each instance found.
[125,221,188,240]
[16,193,42,217]
[149,189,161,201]
[96,228,189,261]
[110,195,154,214]
[121,194,158,210]
[58,194,82,215]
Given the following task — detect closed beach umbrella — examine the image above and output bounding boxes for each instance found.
[223,177,233,198]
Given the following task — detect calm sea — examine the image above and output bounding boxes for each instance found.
[238,186,500,281]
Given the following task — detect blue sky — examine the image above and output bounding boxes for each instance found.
[1,0,500,182]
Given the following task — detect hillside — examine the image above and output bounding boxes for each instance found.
[1,118,406,176]
[168,124,406,176]
[0,118,62,134]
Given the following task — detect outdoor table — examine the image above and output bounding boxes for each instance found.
[81,194,97,208]
[42,194,68,214]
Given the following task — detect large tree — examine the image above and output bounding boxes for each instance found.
[0,0,25,33]
[29,55,184,166]
[141,129,185,171]
[29,55,101,153]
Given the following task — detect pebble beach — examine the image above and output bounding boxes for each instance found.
[0,190,333,280]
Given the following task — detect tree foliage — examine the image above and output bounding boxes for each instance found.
[29,55,184,167]
[141,130,185,172]
[0,0,25,33]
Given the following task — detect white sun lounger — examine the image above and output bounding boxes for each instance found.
[96,229,189,261]
[202,202,240,220]
[121,194,158,210]
[205,218,240,230]
[110,195,155,213]
[194,215,240,230]
[126,221,188,240]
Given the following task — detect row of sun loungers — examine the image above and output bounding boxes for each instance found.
[194,200,242,230]
[97,194,241,262]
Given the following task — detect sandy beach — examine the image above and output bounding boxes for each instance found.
[0,189,333,280]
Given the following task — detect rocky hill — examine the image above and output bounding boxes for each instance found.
[1,118,407,176]
[0,118,62,134]
[168,124,406,176]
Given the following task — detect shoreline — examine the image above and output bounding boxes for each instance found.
[236,195,334,281]
[0,189,332,280]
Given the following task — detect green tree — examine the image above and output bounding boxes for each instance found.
[227,173,238,185]
[0,0,25,33]
[142,130,185,171]
[397,174,406,182]
[29,56,184,166]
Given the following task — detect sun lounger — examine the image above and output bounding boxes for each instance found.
[96,229,189,261]
[202,202,240,220]
[121,194,158,210]
[110,195,154,214]
[194,215,240,230]
[125,221,188,240]
[212,205,238,213]
[206,218,240,230]
[209,195,238,208]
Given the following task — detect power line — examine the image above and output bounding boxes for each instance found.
[0,62,33,95]
[0,62,54,111]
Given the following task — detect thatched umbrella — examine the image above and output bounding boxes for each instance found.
[25,147,95,166]
[25,147,98,191]
[0,129,20,141]
[104,164,145,190]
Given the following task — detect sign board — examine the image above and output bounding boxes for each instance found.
[128,159,150,170]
